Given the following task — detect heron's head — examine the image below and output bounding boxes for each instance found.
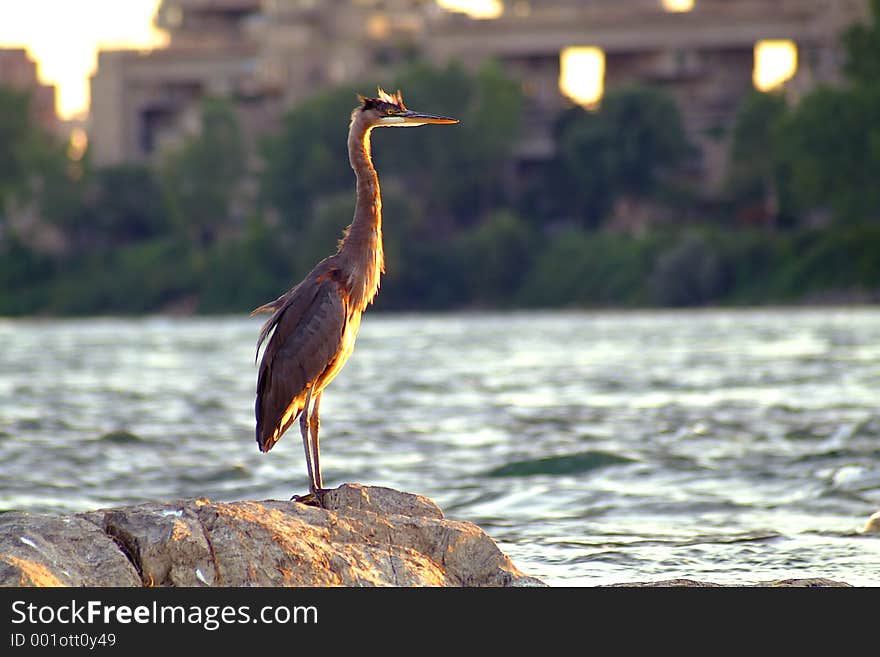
[355,88,458,128]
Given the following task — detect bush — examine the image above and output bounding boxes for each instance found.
[517,228,658,307]
[649,232,733,306]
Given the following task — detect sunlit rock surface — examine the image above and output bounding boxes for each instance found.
[861,510,880,534]
[0,484,544,587]
[1,485,864,587]
[605,578,851,587]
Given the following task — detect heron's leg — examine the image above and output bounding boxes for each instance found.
[309,392,324,493]
[295,386,316,500]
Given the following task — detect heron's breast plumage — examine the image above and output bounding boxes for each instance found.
[315,307,362,394]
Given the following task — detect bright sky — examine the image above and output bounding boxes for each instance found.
[0,0,502,121]
[0,0,167,119]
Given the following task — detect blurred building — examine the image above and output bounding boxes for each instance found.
[89,0,869,189]
[89,0,263,165]
[0,48,59,132]
[421,0,868,187]
[255,0,432,103]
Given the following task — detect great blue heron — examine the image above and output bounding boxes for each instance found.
[253,88,458,506]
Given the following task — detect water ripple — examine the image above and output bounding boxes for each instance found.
[2,309,880,585]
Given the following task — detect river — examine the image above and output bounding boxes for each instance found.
[1,308,879,585]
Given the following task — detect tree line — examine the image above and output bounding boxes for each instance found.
[1,2,879,315]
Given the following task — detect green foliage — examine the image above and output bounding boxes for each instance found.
[842,0,880,84]
[0,234,58,314]
[378,60,523,226]
[5,7,880,317]
[554,85,690,226]
[650,232,733,306]
[197,218,298,313]
[455,210,534,305]
[517,228,658,307]
[0,85,83,227]
[774,85,880,223]
[729,91,787,183]
[260,86,363,229]
[42,239,193,314]
[773,224,880,297]
[261,60,523,232]
[160,97,246,246]
[48,163,168,252]
[89,164,168,244]
[725,90,791,225]
[0,87,35,207]
[773,0,880,225]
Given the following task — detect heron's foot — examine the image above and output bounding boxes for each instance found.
[290,488,328,507]
[290,492,319,506]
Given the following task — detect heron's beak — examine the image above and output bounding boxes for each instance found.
[379,111,459,127]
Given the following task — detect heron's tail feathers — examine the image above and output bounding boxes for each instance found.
[250,300,279,316]
[256,419,295,453]
[257,431,279,453]
[256,401,303,453]
[252,298,286,363]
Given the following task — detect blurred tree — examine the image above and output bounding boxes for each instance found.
[261,60,523,235]
[842,0,880,84]
[774,86,880,224]
[650,232,732,306]
[379,60,523,228]
[554,85,690,227]
[726,90,790,227]
[0,85,90,252]
[0,233,57,314]
[88,164,169,245]
[767,0,880,226]
[455,209,534,305]
[260,86,363,231]
[517,227,657,306]
[160,97,246,246]
[0,87,34,209]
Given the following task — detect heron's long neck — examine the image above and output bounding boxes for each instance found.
[338,117,384,311]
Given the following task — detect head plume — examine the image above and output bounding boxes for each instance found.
[358,87,407,112]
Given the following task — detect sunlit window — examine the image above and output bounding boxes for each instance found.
[753,40,798,91]
[67,127,88,161]
[559,47,605,108]
[436,0,503,20]
[367,14,389,39]
[662,0,695,12]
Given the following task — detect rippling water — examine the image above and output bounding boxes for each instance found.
[1,309,879,585]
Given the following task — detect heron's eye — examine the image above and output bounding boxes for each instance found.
[386,109,395,116]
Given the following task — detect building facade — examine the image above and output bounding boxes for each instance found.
[89,0,869,188]
[0,48,58,133]
[89,0,262,165]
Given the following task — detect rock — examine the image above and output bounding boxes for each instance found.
[0,513,141,586]
[604,579,723,587]
[860,510,880,534]
[758,578,851,587]
[0,486,858,587]
[0,484,545,587]
[605,578,851,587]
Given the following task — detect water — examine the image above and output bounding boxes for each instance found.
[1,309,879,586]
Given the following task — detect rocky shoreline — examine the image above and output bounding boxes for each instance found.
[0,484,544,587]
[0,484,862,587]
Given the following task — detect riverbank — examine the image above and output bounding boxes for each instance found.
[3,484,868,587]
[4,224,880,316]
[0,484,545,587]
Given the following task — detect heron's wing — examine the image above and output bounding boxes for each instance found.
[255,274,347,452]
